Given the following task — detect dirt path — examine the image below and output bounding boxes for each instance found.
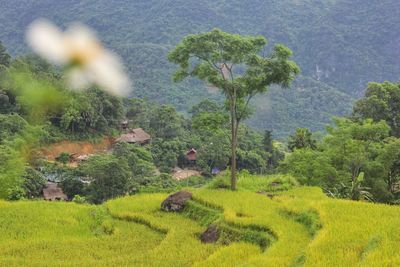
[41,137,114,160]
[172,168,201,180]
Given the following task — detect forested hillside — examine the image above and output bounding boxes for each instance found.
[0,0,398,137]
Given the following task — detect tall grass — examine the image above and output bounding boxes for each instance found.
[2,174,400,266]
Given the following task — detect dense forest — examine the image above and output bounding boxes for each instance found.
[0,0,399,137]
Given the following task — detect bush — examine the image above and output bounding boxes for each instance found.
[7,186,26,201]
[72,195,87,204]
[81,154,131,204]
[55,152,71,165]
[60,175,85,200]
[158,173,177,188]
[22,167,46,198]
[209,176,230,189]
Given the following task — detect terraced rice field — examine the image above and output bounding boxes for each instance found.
[1,175,400,266]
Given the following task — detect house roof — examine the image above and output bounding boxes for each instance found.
[43,182,68,201]
[116,128,151,143]
[187,148,197,155]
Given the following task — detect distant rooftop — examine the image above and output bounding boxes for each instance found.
[116,128,151,144]
[43,182,68,201]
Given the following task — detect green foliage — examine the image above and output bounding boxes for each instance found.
[281,149,336,186]
[196,130,231,174]
[72,194,87,204]
[288,128,317,151]
[55,152,71,165]
[1,1,398,136]
[353,82,400,137]
[372,137,400,202]
[60,88,124,138]
[60,175,85,200]
[149,105,185,139]
[0,41,11,68]
[237,149,266,174]
[5,65,66,124]
[0,114,27,142]
[169,30,299,117]
[189,99,222,117]
[6,186,26,201]
[80,154,131,204]
[113,142,157,188]
[151,138,186,171]
[21,167,46,199]
[284,118,398,203]
[169,29,299,189]
[209,176,231,190]
[0,123,45,199]
[263,130,273,153]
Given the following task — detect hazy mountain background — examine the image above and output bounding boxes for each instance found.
[0,0,399,137]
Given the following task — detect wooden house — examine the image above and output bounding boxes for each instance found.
[186,148,197,163]
[116,128,151,145]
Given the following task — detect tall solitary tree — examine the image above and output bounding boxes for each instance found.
[169,29,299,190]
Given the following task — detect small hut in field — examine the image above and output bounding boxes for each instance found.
[43,182,68,201]
[116,128,151,145]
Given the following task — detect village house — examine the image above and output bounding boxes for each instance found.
[186,148,197,165]
[42,182,68,201]
[116,128,151,145]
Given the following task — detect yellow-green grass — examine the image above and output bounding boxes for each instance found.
[2,174,400,266]
[280,187,400,267]
[0,201,164,266]
[105,194,218,266]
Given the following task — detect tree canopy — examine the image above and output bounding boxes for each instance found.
[169,29,299,189]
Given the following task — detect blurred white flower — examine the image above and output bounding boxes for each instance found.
[26,19,131,96]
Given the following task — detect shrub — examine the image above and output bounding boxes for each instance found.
[22,167,46,198]
[7,186,26,200]
[209,176,230,189]
[72,194,87,204]
[55,152,71,165]
[60,175,85,200]
[81,154,131,204]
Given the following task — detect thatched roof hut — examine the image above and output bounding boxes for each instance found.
[116,128,151,145]
[43,182,68,201]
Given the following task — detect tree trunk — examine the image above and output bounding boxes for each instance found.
[231,124,238,190]
[230,99,238,190]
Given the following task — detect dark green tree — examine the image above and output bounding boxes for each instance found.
[288,128,317,152]
[113,142,157,186]
[0,41,11,69]
[353,82,400,137]
[169,29,299,190]
[376,137,400,200]
[80,154,131,204]
[263,130,274,153]
[60,175,85,200]
[21,167,46,199]
[149,105,184,139]
[189,99,221,117]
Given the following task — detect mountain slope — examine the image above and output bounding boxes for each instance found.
[0,0,398,137]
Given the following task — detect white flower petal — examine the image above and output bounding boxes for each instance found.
[66,68,91,91]
[86,52,131,96]
[65,24,101,59]
[26,20,132,96]
[26,19,68,64]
